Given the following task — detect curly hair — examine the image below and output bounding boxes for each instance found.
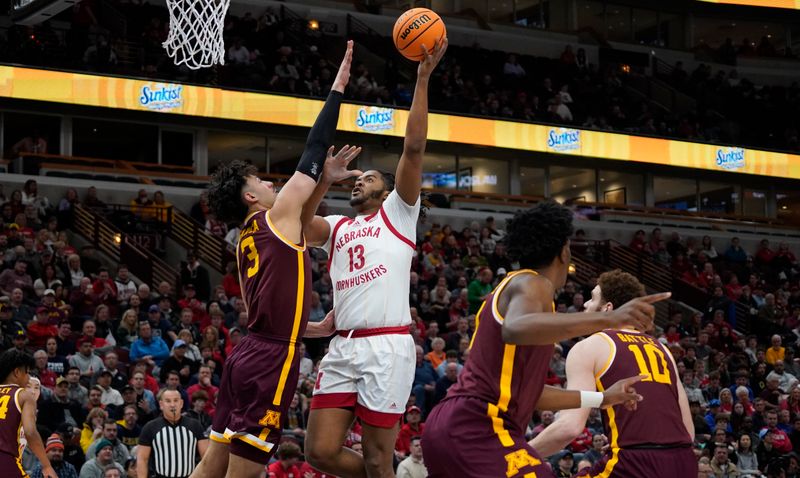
[597,269,645,309]
[207,160,257,224]
[505,200,574,269]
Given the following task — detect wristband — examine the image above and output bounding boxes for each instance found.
[580,390,604,408]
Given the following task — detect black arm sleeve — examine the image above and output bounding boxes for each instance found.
[296,91,344,181]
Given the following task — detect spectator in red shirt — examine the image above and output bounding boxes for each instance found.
[725,275,743,301]
[267,442,302,478]
[92,267,118,305]
[756,239,776,267]
[33,349,57,389]
[395,406,425,458]
[568,426,594,454]
[760,410,793,453]
[28,306,58,348]
[187,365,218,416]
[628,229,646,253]
[221,262,241,299]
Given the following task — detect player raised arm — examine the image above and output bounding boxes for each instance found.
[500,274,670,346]
[394,38,448,206]
[20,389,56,478]
[270,40,355,243]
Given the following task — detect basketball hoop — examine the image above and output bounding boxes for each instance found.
[163,0,230,70]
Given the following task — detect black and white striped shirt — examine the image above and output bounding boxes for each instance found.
[139,416,205,478]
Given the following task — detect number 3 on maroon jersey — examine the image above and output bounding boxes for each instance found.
[347,245,365,272]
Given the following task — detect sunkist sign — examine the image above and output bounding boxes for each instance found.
[546,128,581,152]
[715,147,746,171]
[0,65,797,180]
[355,106,394,132]
[139,83,183,111]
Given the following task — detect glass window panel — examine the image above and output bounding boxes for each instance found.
[266,137,306,175]
[599,170,643,205]
[654,176,696,211]
[458,156,509,194]
[699,181,737,214]
[659,12,684,50]
[632,8,659,46]
[73,118,157,162]
[742,189,767,217]
[605,4,631,42]
[777,190,800,224]
[371,152,456,190]
[550,166,595,203]
[208,131,267,173]
[520,166,546,197]
[3,113,61,156]
[576,0,605,36]
[161,130,194,167]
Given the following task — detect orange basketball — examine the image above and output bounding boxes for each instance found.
[392,8,446,61]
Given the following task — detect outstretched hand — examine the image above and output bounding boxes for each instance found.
[332,40,354,94]
[601,374,645,410]
[612,292,671,333]
[417,37,448,78]
[323,145,362,184]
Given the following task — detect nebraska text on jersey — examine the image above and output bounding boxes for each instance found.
[335,226,382,252]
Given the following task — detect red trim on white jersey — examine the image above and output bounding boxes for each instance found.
[379,207,415,250]
[327,217,351,271]
[355,403,403,428]
[310,392,357,410]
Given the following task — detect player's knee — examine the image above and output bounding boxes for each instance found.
[304,437,337,468]
[363,453,393,478]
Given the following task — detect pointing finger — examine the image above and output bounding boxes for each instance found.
[639,292,672,304]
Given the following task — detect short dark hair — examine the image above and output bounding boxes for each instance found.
[207,160,258,224]
[597,270,645,308]
[377,170,395,192]
[505,200,573,269]
[0,349,34,383]
[410,436,422,446]
[276,441,301,460]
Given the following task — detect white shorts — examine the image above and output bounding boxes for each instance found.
[311,331,415,428]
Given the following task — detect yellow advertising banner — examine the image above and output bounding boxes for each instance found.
[696,0,800,9]
[1,65,799,179]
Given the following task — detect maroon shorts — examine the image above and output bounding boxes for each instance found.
[579,446,697,477]
[0,453,26,478]
[422,396,555,478]
[211,334,301,464]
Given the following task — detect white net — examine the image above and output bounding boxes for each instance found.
[163,0,231,70]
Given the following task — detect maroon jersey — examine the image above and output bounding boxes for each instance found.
[236,210,311,342]
[446,270,554,436]
[0,385,23,458]
[595,329,691,449]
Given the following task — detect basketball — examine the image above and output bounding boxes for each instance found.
[392,8,446,61]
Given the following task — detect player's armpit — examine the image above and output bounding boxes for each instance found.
[304,216,332,247]
[269,172,317,244]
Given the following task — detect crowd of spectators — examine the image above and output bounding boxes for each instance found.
[3,1,800,154]
[4,176,800,476]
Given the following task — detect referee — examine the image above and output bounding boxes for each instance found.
[137,389,207,478]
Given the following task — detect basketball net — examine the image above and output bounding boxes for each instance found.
[163,0,230,70]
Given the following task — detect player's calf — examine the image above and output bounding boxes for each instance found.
[189,440,229,478]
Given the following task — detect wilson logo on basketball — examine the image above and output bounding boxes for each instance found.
[399,14,432,41]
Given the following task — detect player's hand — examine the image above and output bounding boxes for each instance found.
[417,36,448,78]
[318,309,336,336]
[324,145,362,185]
[42,465,57,478]
[332,40,354,94]
[611,292,671,332]
[601,374,645,409]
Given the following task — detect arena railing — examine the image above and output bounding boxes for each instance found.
[13,153,795,237]
[72,204,178,287]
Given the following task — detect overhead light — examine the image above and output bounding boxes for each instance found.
[782,205,788,210]
[568,263,577,274]
[114,234,122,245]
[308,19,319,30]
[572,184,577,188]
[600,178,605,182]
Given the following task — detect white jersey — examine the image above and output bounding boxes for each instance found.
[322,190,419,330]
